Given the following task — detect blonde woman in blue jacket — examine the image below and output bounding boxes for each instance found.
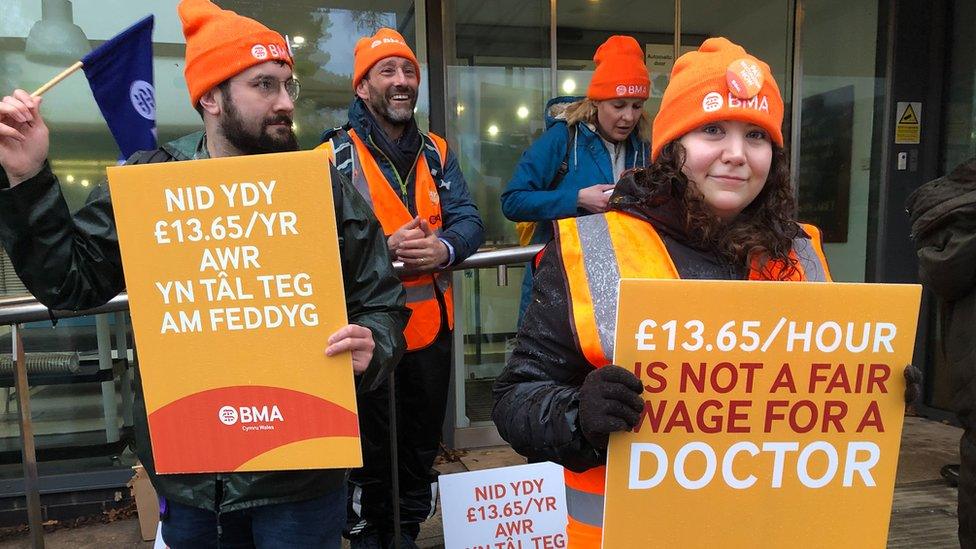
[501,35,652,322]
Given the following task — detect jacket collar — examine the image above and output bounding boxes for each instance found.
[162,131,209,161]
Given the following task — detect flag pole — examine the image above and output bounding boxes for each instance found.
[31,61,84,97]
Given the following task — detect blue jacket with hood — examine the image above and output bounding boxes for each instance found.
[500,98,651,320]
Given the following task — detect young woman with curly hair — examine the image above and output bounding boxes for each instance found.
[492,37,833,548]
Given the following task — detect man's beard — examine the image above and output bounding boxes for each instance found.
[366,81,417,127]
[219,97,298,155]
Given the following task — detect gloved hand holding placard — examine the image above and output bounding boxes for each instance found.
[604,279,921,548]
[108,149,360,474]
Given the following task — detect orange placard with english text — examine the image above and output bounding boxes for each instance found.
[107,150,360,474]
[604,280,921,548]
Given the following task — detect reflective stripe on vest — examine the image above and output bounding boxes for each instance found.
[556,211,832,547]
[317,130,455,351]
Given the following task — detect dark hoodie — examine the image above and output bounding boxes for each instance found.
[908,157,976,422]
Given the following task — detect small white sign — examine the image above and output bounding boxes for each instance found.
[439,462,567,549]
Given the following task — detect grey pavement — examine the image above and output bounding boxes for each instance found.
[0,416,963,548]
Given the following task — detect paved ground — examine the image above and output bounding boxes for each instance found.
[0,416,963,548]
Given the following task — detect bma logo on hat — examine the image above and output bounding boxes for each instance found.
[371,37,404,49]
[129,80,155,121]
[702,92,724,112]
[218,406,239,425]
[616,84,648,96]
[251,44,268,60]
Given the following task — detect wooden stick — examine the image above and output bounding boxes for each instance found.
[31,61,84,97]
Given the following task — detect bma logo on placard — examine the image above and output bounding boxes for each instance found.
[129,80,155,121]
[218,404,285,427]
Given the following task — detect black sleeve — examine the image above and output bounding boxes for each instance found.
[491,240,607,472]
[330,164,411,393]
[0,162,125,310]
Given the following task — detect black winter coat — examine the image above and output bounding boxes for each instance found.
[908,157,976,425]
[491,173,750,472]
[0,132,411,512]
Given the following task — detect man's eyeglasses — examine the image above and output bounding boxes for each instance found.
[247,76,301,102]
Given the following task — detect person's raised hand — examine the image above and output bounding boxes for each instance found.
[0,90,49,186]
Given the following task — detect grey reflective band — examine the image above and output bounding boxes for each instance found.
[565,485,604,528]
[793,236,827,282]
[576,214,621,361]
[342,138,374,209]
[404,283,436,303]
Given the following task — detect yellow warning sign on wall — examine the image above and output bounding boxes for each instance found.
[895,102,921,144]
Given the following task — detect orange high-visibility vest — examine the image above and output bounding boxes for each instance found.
[555,210,832,548]
[317,129,454,351]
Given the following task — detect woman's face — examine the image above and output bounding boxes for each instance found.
[595,98,644,143]
[677,120,773,222]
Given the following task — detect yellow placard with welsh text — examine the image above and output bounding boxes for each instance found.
[107,150,360,474]
[604,279,921,548]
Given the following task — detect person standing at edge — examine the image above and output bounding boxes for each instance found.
[908,157,976,548]
[317,28,485,549]
[501,35,651,324]
[0,1,410,547]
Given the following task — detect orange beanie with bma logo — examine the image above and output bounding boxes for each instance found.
[586,35,650,101]
[652,37,784,160]
[352,28,420,89]
[179,0,293,108]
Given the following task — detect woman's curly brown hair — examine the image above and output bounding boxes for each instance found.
[651,140,801,278]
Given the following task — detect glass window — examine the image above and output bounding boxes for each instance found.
[794,0,881,283]
[558,0,675,120]
[942,0,976,173]
[447,0,551,425]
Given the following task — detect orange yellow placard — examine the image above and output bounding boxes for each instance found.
[604,279,921,548]
[107,150,360,474]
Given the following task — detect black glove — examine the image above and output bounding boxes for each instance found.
[904,364,922,406]
[578,365,645,450]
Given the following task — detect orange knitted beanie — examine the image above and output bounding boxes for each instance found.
[179,0,292,108]
[651,37,783,160]
[586,35,650,101]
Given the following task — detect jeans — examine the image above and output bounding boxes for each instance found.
[160,486,346,549]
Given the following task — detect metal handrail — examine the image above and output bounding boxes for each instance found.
[0,244,544,325]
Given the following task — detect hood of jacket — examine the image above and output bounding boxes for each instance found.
[607,166,694,245]
[907,158,976,302]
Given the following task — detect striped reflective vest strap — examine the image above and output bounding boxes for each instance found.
[555,212,831,548]
[556,211,678,549]
[317,129,454,351]
[556,211,680,370]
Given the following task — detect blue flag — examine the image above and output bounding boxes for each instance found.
[81,15,156,160]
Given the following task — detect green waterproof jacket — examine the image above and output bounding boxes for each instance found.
[0,132,410,512]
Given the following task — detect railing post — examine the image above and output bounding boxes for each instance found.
[13,324,44,548]
[95,314,119,443]
[114,312,134,427]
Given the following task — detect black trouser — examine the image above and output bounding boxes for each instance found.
[346,325,453,543]
[961,426,976,548]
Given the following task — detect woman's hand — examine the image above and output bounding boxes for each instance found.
[577,184,615,213]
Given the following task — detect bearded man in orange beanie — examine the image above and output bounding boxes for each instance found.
[318,28,484,549]
[0,1,409,547]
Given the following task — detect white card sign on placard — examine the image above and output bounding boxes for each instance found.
[438,462,567,549]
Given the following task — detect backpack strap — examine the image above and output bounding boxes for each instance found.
[550,125,576,190]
